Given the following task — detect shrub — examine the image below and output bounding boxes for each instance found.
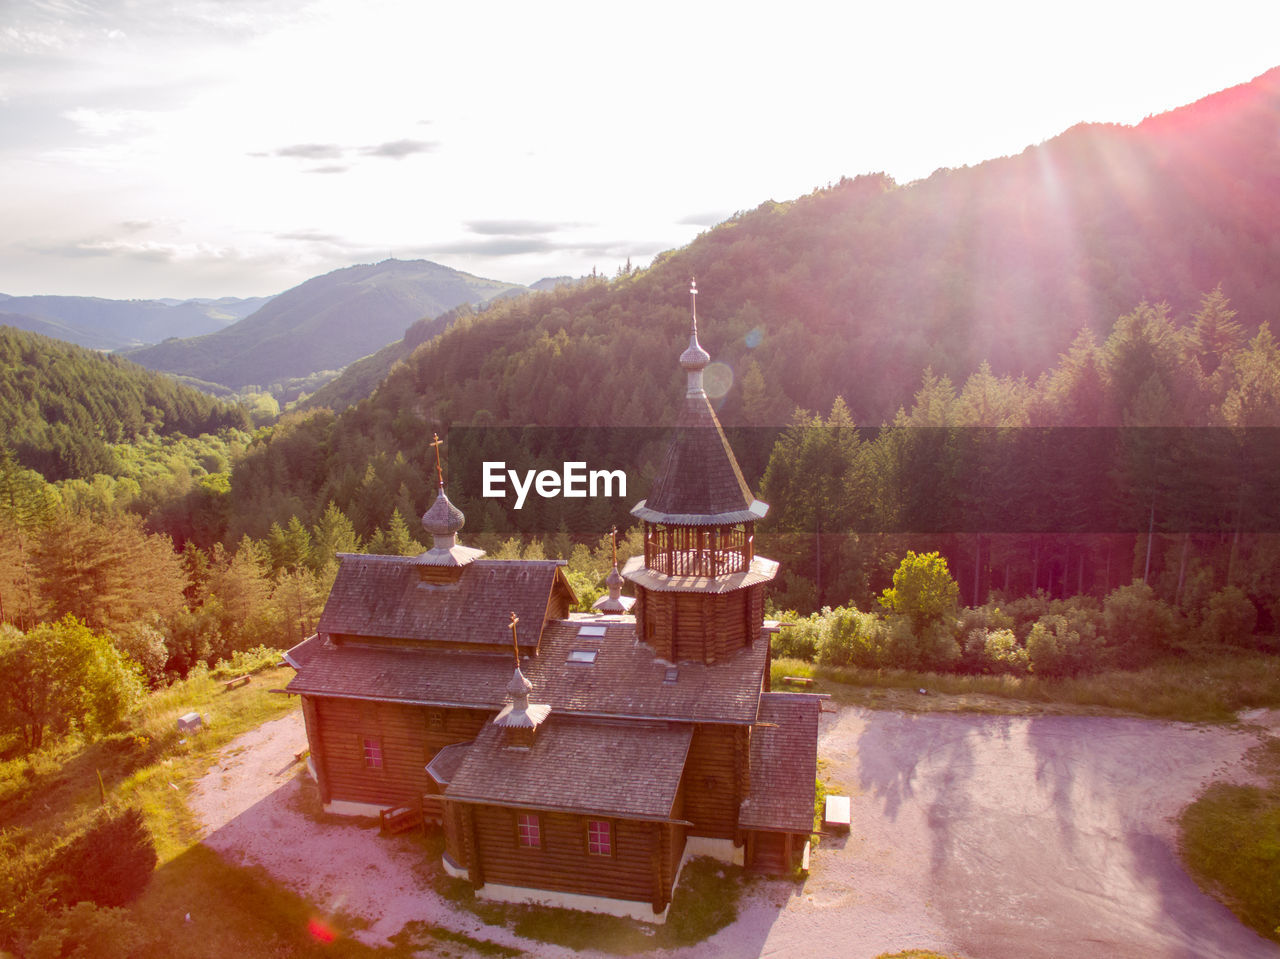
[1196,586,1258,647]
[0,617,143,750]
[816,607,888,668]
[1103,581,1183,667]
[27,901,154,959]
[1027,613,1103,677]
[981,628,1029,675]
[883,615,961,671]
[1001,592,1052,641]
[773,612,821,661]
[44,807,157,908]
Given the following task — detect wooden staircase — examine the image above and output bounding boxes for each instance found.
[378,795,444,835]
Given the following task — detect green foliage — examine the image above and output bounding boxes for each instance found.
[814,606,890,669]
[1196,586,1258,647]
[1180,740,1280,942]
[977,628,1029,675]
[26,901,155,959]
[33,511,188,635]
[879,552,961,628]
[365,509,421,556]
[0,617,142,750]
[772,612,821,661]
[0,327,249,482]
[1026,614,1102,678]
[44,807,157,909]
[1103,581,1183,667]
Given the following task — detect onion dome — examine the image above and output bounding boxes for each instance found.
[494,614,550,744]
[414,432,484,568]
[421,485,465,542]
[680,278,711,395]
[592,562,634,613]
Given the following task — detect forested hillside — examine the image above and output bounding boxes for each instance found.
[125,259,524,393]
[288,67,1280,427]
[0,327,250,480]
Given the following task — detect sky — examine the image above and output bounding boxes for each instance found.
[2,0,1278,301]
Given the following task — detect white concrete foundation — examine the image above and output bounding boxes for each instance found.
[322,798,387,818]
[681,835,744,867]
[475,881,669,924]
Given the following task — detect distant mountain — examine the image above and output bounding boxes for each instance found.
[0,310,121,351]
[124,259,523,392]
[299,305,467,413]
[529,276,583,292]
[0,294,269,350]
[0,326,250,481]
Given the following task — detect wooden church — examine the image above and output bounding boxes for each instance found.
[285,285,821,920]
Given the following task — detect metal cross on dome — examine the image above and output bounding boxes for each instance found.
[430,432,445,488]
[690,277,697,325]
[508,611,520,666]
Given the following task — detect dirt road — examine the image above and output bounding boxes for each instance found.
[189,707,1280,959]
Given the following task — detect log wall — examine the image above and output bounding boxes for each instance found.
[634,584,763,666]
[469,804,676,907]
[312,697,492,808]
[683,723,749,839]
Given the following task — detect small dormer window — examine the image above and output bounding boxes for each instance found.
[576,624,607,638]
[566,649,598,664]
[664,666,679,684]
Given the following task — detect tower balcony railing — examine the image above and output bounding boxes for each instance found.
[643,523,753,577]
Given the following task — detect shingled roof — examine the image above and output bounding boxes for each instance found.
[284,617,769,723]
[524,619,768,724]
[285,636,514,707]
[738,692,821,833]
[631,393,768,525]
[315,556,570,648]
[444,716,693,821]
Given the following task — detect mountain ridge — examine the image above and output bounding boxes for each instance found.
[124,258,524,391]
[0,294,270,350]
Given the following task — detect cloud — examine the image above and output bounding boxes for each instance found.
[424,236,557,257]
[257,138,436,166]
[274,142,343,159]
[28,238,176,261]
[360,138,436,159]
[22,235,258,266]
[62,106,155,136]
[465,219,584,236]
[274,229,346,243]
[677,210,731,227]
[419,234,658,259]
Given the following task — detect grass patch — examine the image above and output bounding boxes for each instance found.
[771,657,816,691]
[796,651,1280,722]
[432,855,747,954]
[1179,738,1280,942]
[390,920,523,958]
[0,664,304,952]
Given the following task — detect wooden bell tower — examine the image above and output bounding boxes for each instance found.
[622,280,778,664]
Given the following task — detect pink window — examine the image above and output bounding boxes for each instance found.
[517,813,541,849]
[363,737,383,769]
[586,819,612,856]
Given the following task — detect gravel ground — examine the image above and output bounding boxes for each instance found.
[189,707,1280,959]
